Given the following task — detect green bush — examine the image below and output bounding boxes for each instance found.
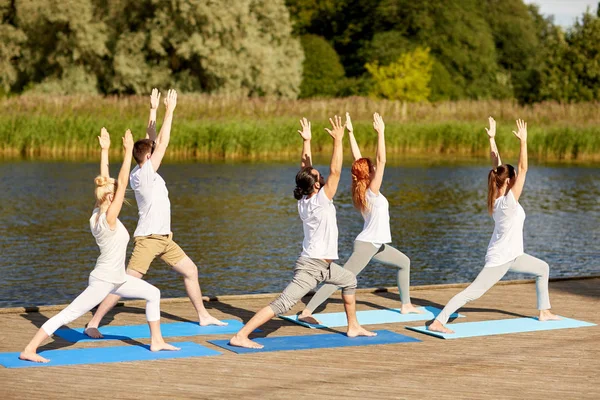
[299,34,346,98]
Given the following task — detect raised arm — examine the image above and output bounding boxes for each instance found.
[485,116,502,168]
[297,117,312,168]
[369,113,386,195]
[106,130,134,229]
[345,112,362,161]
[510,119,528,202]
[323,115,345,200]
[150,89,177,172]
[98,127,110,178]
[145,88,161,141]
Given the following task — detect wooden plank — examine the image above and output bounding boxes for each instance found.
[1,278,598,399]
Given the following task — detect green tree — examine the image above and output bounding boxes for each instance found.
[0,1,25,93]
[299,34,345,98]
[366,47,432,118]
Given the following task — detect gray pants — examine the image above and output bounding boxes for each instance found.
[269,257,357,316]
[305,240,411,313]
[435,253,551,325]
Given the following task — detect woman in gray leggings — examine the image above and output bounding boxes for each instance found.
[298,112,421,325]
[229,116,376,349]
[429,118,560,334]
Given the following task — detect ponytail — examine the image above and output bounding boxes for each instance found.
[487,169,498,215]
[351,158,374,212]
[487,164,517,215]
[94,175,116,215]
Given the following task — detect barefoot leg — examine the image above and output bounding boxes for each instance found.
[298,309,322,325]
[229,306,275,349]
[342,294,377,338]
[19,328,50,363]
[539,309,561,321]
[400,303,424,314]
[148,321,180,351]
[428,319,454,334]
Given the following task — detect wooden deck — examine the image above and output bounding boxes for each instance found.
[1,277,599,400]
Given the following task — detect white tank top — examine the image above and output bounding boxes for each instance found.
[484,190,526,267]
[355,189,392,246]
[298,189,339,260]
[89,209,129,283]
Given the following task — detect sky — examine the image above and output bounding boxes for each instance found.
[524,0,598,27]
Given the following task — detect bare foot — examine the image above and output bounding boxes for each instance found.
[19,351,49,363]
[400,304,424,314]
[150,341,181,352]
[428,319,454,334]
[229,334,264,349]
[298,310,322,325]
[199,314,228,327]
[347,325,377,338]
[538,310,561,321]
[84,327,103,339]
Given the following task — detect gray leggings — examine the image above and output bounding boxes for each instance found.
[435,253,551,325]
[269,257,357,316]
[304,240,411,313]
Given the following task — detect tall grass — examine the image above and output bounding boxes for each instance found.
[1,95,599,161]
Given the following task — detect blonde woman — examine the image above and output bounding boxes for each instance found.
[299,112,421,324]
[19,128,179,363]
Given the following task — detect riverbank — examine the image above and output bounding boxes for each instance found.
[1,277,598,399]
[1,95,599,162]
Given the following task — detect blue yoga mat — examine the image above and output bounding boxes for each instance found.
[209,329,421,354]
[55,319,245,343]
[280,306,463,329]
[406,316,596,339]
[0,342,221,368]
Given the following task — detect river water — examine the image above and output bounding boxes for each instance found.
[0,160,598,307]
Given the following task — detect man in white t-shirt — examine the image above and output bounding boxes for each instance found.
[85,89,225,337]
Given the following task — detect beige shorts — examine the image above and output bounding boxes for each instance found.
[127,233,187,275]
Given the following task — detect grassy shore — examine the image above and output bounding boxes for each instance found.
[1,95,599,161]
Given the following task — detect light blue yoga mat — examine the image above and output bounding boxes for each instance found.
[55,319,245,343]
[209,329,421,354]
[406,316,596,339]
[280,306,463,329]
[0,342,221,368]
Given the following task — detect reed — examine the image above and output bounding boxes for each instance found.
[1,95,599,161]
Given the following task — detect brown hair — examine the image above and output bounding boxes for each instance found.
[294,166,318,200]
[487,164,516,215]
[351,158,375,212]
[133,139,154,165]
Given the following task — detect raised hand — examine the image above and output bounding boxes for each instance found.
[150,88,161,110]
[164,89,177,112]
[485,116,496,138]
[297,117,311,141]
[512,119,527,142]
[345,112,354,133]
[373,112,385,134]
[325,115,345,141]
[123,129,134,151]
[98,127,110,150]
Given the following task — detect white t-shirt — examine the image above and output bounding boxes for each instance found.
[130,159,171,237]
[484,190,526,267]
[298,189,339,260]
[89,209,129,283]
[355,189,392,246]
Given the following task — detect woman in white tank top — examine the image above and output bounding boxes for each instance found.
[299,112,422,323]
[19,128,179,364]
[429,118,560,334]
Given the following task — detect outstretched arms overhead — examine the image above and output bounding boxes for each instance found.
[346,112,362,161]
[146,88,161,141]
[485,116,502,169]
[322,115,345,200]
[298,117,312,168]
[510,119,528,202]
[105,130,134,230]
[369,113,386,195]
[98,127,110,178]
[150,89,177,172]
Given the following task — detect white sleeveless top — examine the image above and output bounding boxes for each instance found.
[485,190,526,268]
[298,189,339,260]
[355,189,392,246]
[89,208,129,283]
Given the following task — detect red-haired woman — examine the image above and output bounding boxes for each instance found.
[429,118,560,334]
[299,112,421,324]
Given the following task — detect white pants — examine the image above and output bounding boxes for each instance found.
[435,253,551,325]
[41,275,161,336]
